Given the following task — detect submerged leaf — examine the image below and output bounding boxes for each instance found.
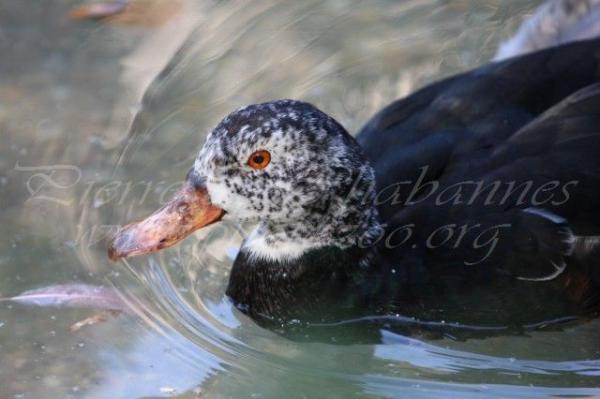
[1,283,129,312]
[70,309,122,332]
[67,1,128,21]
[67,0,182,27]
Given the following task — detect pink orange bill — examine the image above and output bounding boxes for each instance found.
[108,180,224,261]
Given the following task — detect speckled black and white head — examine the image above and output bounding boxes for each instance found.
[191,99,382,261]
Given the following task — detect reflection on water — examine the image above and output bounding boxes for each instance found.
[0,0,599,398]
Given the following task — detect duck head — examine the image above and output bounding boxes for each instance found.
[108,100,382,263]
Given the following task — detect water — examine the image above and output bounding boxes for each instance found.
[1,0,599,398]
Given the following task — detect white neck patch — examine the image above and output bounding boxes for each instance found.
[242,225,322,262]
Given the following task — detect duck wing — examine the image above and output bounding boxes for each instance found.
[358,38,600,220]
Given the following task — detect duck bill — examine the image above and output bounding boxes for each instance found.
[108,179,224,261]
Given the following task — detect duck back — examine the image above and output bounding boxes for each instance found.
[357,38,600,326]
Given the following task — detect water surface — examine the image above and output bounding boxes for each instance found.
[1,1,599,398]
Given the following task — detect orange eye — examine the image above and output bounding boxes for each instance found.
[247,149,271,169]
